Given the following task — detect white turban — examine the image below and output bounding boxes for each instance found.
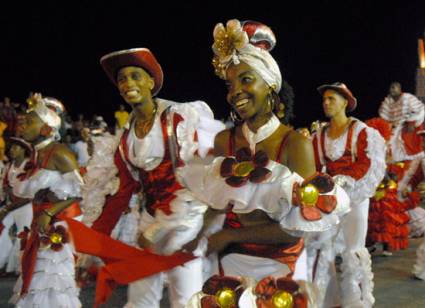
[28,95,64,139]
[212,19,282,92]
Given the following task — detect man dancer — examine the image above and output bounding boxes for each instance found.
[313,82,386,307]
[80,48,224,308]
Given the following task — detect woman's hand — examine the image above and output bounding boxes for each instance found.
[137,233,153,249]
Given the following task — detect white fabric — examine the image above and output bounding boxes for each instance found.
[0,213,14,268]
[242,114,280,153]
[111,193,140,246]
[10,221,82,308]
[14,169,83,200]
[379,93,425,162]
[319,121,386,205]
[81,132,120,226]
[331,199,374,308]
[126,98,225,171]
[219,249,307,281]
[413,237,425,280]
[70,141,90,167]
[178,157,350,234]
[213,20,282,92]
[408,207,425,237]
[10,166,83,307]
[4,203,33,273]
[125,258,203,308]
[379,92,425,126]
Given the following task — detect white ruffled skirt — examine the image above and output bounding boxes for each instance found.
[10,221,81,308]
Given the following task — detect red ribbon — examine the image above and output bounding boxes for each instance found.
[65,218,195,307]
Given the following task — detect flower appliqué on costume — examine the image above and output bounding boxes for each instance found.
[40,225,69,252]
[292,173,337,221]
[220,148,272,187]
[254,276,307,308]
[212,19,249,79]
[200,275,245,308]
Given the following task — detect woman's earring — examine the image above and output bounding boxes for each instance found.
[230,110,243,123]
[276,103,285,119]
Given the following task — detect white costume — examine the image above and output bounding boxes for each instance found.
[313,119,386,307]
[83,99,224,308]
[10,168,83,308]
[0,159,33,273]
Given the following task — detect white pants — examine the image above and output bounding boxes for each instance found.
[218,249,308,281]
[125,258,203,308]
[329,199,374,308]
[0,203,32,269]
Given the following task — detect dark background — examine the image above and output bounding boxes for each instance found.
[1,0,424,127]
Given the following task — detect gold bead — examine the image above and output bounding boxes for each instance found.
[300,184,319,206]
[233,161,255,177]
[215,287,236,308]
[374,190,386,201]
[50,232,63,244]
[272,290,294,308]
[387,180,398,190]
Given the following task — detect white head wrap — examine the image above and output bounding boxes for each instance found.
[212,19,282,92]
[27,95,64,139]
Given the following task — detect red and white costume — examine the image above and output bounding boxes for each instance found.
[0,159,33,273]
[10,163,84,308]
[379,92,424,163]
[179,113,350,291]
[82,98,224,308]
[312,118,386,308]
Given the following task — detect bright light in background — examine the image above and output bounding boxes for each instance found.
[419,39,425,68]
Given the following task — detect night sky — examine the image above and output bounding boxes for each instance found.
[1,1,424,127]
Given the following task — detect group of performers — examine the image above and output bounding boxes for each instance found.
[0,18,425,308]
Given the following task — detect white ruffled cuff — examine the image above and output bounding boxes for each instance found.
[174,101,225,162]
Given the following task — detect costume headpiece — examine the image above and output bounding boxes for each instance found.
[100,48,163,95]
[27,94,64,138]
[212,19,282,92]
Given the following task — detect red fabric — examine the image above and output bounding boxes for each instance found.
[222,211,304,274]
[402,123,424,156]
[367,189,411,251]
[312,135,322,172]
[138,112,184,216]
[365,118,392,141]
[65,218,195,307]
[91,145,140,235]
[324,128,371,180]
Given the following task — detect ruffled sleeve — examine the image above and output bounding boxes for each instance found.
[333,126,386,204]
[15,169,83,200]
[170,100,225,161]
[177,157,350,234]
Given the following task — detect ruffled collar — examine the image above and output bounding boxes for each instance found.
[242,114,280,153]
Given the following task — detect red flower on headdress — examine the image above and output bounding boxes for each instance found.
[220,148,272,187]
[292,173,337,221]
[200,275,245,308]
[40,225,69,252]
[254,276,307,308]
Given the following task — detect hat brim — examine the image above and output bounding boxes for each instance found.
[317,84,357,112]
[100,48,163,96]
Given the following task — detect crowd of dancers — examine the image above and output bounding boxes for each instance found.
[1,19,425,308]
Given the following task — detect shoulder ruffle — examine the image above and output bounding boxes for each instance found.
[81,133,121,226]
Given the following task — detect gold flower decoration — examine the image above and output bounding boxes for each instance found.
[212,19,249,79]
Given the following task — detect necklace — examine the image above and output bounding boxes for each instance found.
[134,101,158,138]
